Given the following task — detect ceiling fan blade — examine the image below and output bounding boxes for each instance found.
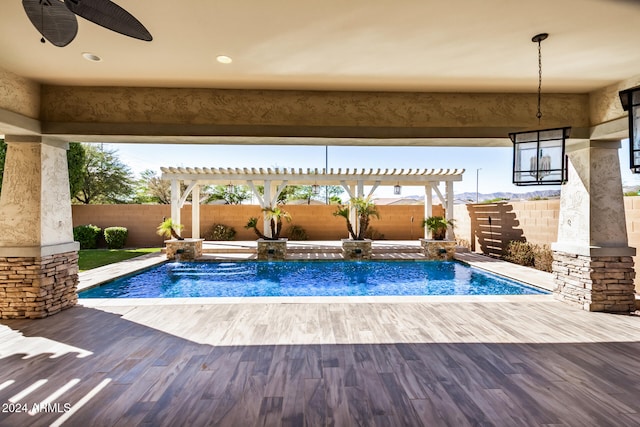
[64,0,153,41]
[22,0,78,47]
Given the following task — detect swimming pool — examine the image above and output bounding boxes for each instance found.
[79,260,547,298]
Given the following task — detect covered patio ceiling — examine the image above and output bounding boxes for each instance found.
[0,0,639,146]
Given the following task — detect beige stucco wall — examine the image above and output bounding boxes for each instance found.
[0,139,74,248]
[41,86,589,138]
[0,68,40,119]
[589,74,640,126]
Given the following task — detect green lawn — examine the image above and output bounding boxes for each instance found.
[78,248,161,271]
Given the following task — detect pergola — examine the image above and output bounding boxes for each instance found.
[161,166,464,239]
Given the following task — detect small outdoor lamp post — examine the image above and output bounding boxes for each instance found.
[510,33,569,186]
[619,85,640,173]
[393,184,402,195]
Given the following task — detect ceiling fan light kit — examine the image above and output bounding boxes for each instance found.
[22,0,152,47]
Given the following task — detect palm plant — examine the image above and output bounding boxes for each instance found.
[333,196,379,240]
[245,205,292,240]
[422,216,454,240]
[156,218,184,240]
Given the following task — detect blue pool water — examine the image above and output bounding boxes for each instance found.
[79,260,547,298]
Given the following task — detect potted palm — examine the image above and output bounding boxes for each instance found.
[422,216,454,240]
[157,218,184,240]
[157,218,203,260]
[421,215,456,260]
[334,196,379,259]
[245,205,291,259]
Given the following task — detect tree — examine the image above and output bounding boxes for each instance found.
[134,169,171,204]
[74,143,135,204]
[67,142,85,199]
[205,185,251,205]
[288,185,344,204]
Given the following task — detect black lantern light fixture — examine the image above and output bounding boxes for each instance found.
[393,184,402,195]
[509,33,569,186]
[619,86,640,173]
[311,184,320,195]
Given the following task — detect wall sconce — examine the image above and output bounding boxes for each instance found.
[393,184,402,195]
[619,85,640,173]
[510,33,569,186]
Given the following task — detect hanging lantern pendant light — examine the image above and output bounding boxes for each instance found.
[509,33,570,186]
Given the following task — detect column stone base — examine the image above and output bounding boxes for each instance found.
[552,250,636,313]
[257,239,287,260]
[342,239,372,260]
[0,251,79,319]
[420,239,456,260]
[165,239,204,261]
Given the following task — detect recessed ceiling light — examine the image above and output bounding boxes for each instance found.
[82,52,102,62]
[216,55,232,64]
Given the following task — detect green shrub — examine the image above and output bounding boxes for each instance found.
[104,227,128,249]
[285,224,308,241]
[205,223,236,241]
[504,240,535,267]
[73,224,102,249]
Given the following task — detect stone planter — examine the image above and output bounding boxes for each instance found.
[342,239,372,260]
[165,238,204,261]
[257,238,287,260]
[420,239,455,260]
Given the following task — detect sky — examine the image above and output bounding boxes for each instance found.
[104,142,640,198]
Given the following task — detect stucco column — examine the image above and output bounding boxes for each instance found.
[0,135,79,319]
[552,140,636,313]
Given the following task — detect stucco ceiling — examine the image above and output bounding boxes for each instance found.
[1,0,640,93]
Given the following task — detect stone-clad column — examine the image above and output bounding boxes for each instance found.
[552,140,636,312]
[0,136,79,319]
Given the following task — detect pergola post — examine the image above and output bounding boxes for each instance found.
[262,180,272,238]
[424,184,433,238]
[170,180,181,228]
[191,184,200,239]
[445,181,455,240]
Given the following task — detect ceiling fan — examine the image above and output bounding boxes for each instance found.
[22,0,152,47]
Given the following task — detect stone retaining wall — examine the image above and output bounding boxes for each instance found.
[553,250,636,313]
[0,251,78,319]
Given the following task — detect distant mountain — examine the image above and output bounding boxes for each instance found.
[455,190,561,203]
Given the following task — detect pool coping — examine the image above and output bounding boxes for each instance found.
[77,248,556,300]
